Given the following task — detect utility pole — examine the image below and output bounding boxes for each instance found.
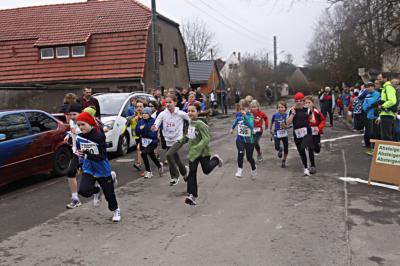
[151,0,160,90]
[273,35,277,70]
[273,35,278,102]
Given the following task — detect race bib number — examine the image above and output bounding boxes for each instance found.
[312,127,319,136]
[80,142,99,155]
[276,129,288,138]
[294,127,307,138]
[254,127,262,133]
[165,121,176,132]
[238,124,251,137]
[188,126,196,139]
[141,138,152,148]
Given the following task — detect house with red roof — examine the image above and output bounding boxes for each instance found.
[0,0,189,111]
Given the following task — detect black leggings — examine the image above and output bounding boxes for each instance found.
[67,154,81,178]
[141,143,161,172]
[78,173,118,211]
[187,156,219,197]
[313,135,321,154]
[254,132,262,154]
[274,137,289,155]
[236,141,256,170]
[322,109,333,126]
[294,137,315,168]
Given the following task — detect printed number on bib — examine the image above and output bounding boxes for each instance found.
[276,129,288,138]
[80,143,99,155]
[238,124,251,137]
[188,126,196,139]
[294,127,307,138]
[141,138,152,148]
[166,121,176,133]
[254,127,261,133]
[311,127,319,136]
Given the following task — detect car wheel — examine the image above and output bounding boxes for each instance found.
[117,134,129,156]
[53,146,72,176]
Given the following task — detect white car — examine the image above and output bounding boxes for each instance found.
[94,92,156,155]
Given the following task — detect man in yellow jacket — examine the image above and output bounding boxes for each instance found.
[377,73,398,141]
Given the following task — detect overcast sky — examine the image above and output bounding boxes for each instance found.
[0,0,329,65]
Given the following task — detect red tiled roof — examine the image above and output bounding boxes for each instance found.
[0,0,155,84]
[0,0,152,46]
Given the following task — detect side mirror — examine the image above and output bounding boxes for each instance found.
[0,133,7,141]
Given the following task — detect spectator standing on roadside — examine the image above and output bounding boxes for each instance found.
[377,73,398,141]
[235,89,241,112]
[320,86,335,127]
[362,82,381,154]
[78,87,101,119]
[59,93,78,113]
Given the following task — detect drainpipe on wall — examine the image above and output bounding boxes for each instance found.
[140,79,146,92]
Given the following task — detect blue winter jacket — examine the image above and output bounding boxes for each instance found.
[231,112,254,143]
[135,117,158,145]
[362,90,381,120]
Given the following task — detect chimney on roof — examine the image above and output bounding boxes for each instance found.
[238,52,241,62]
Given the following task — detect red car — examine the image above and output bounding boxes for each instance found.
[0,110,72,187]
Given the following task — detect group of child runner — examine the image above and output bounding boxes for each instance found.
[63,90,326,222]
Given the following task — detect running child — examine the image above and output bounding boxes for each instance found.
[132,101,144,172]
[286,93,316,176]
[184,103,223,205]
[230,99,257,178]
[63,102,82,209]
[250,100,268,162]
[305,96,326,154]
[152,95,190,186]
[135,107,163,179]
[270,101,289,168]
[76,112,121,222]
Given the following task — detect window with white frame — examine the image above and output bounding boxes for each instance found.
[71,46,85,57]
[40,48,54,59]
[56,47,69,58]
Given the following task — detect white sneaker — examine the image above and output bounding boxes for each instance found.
[235,168,243,178]
[112,208,121,222]
[158,163,164,177]
[93,184,102,207]
[251,168,257,178]
[111,171,118,188]
[144,171,153,179]
[170,178,179,186]
[304,168,311,176]
[212,154,223,167]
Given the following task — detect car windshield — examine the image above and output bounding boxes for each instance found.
[95,94,128,116]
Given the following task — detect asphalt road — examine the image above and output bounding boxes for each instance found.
[0,104,399,266]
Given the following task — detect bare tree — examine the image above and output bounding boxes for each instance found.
[181,17,220,61]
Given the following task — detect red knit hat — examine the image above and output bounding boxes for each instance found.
[77,111,97,128]
[294,92,305,101]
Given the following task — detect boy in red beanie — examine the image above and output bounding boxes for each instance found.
[76,112,121,222]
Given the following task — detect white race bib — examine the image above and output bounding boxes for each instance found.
[277,129,288,138]
[294,127,307,138]
[80,143,99,155]
[188,126,196,139]
[254,127,262,133]
[311,127,319,136]
[238,124,251,137]
[141,138,152,148]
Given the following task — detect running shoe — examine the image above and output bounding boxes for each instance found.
[170,178,179,186]
[144,171,153,179]
[281,160,286,168]
[309,167,317,174]
[133,162,142,171]
[278,147,283,158]
[185,194,197,205]
[66,198,82,209]
[111,171,118,188]
[183,166,189,182]
[251,168,257,178]
[112,208,121,222]
[158,163,164,177]
[235,168,243,178]
[303,168,311,177]
[212,154,224,167]
[93,184,102,207]
[365,149,373,156]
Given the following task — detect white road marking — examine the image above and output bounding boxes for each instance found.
[341,149,352,266]
[339,177,399,191]
[115,158,135,163]
[321,134,363,143]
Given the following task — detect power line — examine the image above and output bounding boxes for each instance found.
[197,0,270,40]
[185,0,269,46]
